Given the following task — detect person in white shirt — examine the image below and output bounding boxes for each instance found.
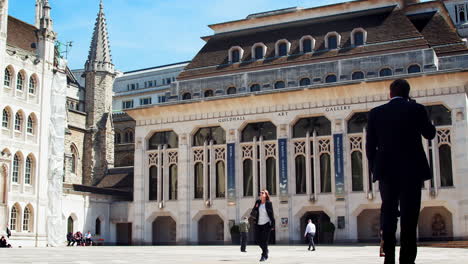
[304,219,316,251]
[85,231,93,246]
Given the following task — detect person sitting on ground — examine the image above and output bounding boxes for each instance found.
[0,236,12,248]
[85,231,93,246]
[74,231,84,246]
[67,232,76,246]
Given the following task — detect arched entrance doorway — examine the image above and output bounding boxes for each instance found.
[152,216,176,245]
[67,215,75,233]
[198,215,224,244]
[418,206,453,241]
[357,209,381,242]
[300,211,332,244]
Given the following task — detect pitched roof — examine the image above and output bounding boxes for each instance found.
[7,16,38,53]
[179,5,467,80]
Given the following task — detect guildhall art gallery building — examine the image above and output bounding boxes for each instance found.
[125,0,468,244]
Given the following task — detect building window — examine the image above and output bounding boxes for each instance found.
[148,80,153,87]
[379,68,393,77]
[166,78,171,85]
[148,131,179,149]
[125,130,134,143]
[115,132,121,144]
[250,84,261,92]
[227,87,236,94]
[243,159,253,197]
[276,40,289,57]
[352,71,365,80]
[67,216,74,234]
[29,76,37,94]
[12,154,20,183]
[408,64,421,74]
[216,161,225,198]
[351,28,366,46]
[130,84,136,90]
[140,97,152,105]
[320,153,332,193]
[266,157,277,195]
[351,151,364,191]
[299,78,311,86]
[182,92,191,100]
[95,218,101,235]
[293,116,331,137]
[10,206,18,231]
[14,112,22,131]
[149,166,158,200]
[300,36,315,53]
[27,115,34,134]
[17,72,24,91]
[439,144,453,187]
[252,44,266,60]
[241,122,276,142]
[2,108,10,128]
[194,163,203,199]
[193,126,226,146]
[169,164,178,200]
[295,155,306,194]
[229,47,243,63]
[158,95,166,103]
[325,32,340,50]
[204,90,214,97]
[274,81,286,89]
[122,100,134,109]
[71,145,78,174]
[25,156,32,185]
[456,4,467,23]
[325,74,337,83]
[23,207,31,232]
[4,68,11,87]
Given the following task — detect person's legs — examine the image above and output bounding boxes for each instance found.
[310,233,316,250]
[240,232,247,252]
[399,181,422,264]
[379,181,400,264]
[263,224,271,259]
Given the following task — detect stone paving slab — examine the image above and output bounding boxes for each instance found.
[0,245,467,264]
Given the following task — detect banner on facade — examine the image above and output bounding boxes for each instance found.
[227,143,236,204]
[333,134,345,199]
[278,138,288,200]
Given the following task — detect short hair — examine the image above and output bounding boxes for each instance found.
[390,79,410,98]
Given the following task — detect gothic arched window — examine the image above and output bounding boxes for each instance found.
[148,131,179,149]
[241,122,277,142]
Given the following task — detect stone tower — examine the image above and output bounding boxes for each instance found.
[83,0,115,185]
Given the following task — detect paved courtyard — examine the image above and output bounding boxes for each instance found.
[0,245,466,264]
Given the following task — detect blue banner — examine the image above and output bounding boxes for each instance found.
[278,138,288,197]
[333,134,345,197]
[227,143,236,203]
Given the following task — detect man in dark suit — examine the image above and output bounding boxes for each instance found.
[366,79,436,264]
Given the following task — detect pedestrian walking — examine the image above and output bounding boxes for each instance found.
[366,79,436,264]
[239,216,250,252]
[250,189,275,262]
[304,219,316,251]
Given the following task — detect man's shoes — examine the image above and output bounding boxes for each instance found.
[308,247,310,251]
[259,256,265,262]
[264,255,268,260]
[241,250,246,252]
[312,248,316,251]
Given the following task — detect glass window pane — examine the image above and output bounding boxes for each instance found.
[241,122,277,142]
[149,131,179,149]
[243,159,253,196]
[328,36,337,49]
[227,87,236,94]
[149,166,158,200]
[379,68,392,77]
[320,153,331,193]
[351,151,364,191]
[216,161,225,198]
[169,165,178,200]
[354,32,364,46]
[439,145,453,187]
[193,126,226,146]
[293,116,331,137]
[352,71,364,80]
[325,75,337,83]
[195,163,204,198]
[232,49,240,63]
[310,154,315,194]
[278,43,287,56]
[426,105,451,126]
[266,157,276,195]
[274,81,285,89]
[295,155,306,194]
[408,65,421,74]
[299,78,311,86]
[255,46,264,59]
[347,112,369,134]
[95,218,101,235]
[303,39,312,53]
[250,84,260,92]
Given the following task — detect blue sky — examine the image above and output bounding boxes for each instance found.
[9,0,430,72]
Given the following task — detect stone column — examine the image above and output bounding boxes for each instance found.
[176,133,190,243]
[132,135,146,244]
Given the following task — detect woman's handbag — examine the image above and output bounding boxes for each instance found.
[249,206,258,223]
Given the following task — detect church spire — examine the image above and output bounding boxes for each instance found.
[85,0,114,73]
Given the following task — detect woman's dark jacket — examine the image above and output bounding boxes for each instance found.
[251,199,275,227]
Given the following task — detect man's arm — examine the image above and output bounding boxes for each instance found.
[418,105,436,140]
[366,110,377,174]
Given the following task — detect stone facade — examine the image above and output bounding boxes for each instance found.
[127,0,468,245]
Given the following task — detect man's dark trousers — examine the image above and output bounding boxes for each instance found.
[240,232,248,252]
[307,233,315,250]
[380,178,422,264]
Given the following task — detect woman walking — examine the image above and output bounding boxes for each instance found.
[251,189,275,262]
